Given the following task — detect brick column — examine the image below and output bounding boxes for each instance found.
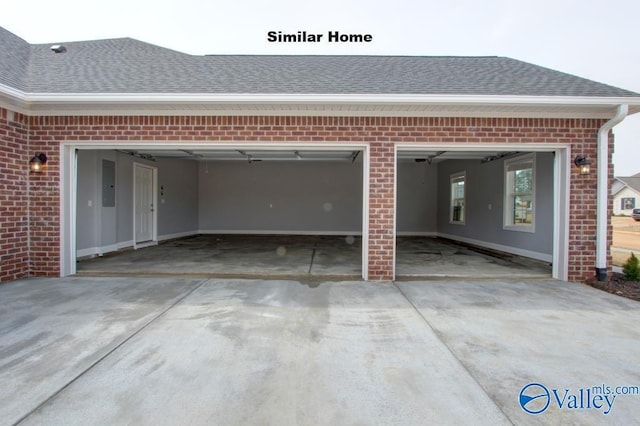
[0,108,30,282]
[367,142,396,280]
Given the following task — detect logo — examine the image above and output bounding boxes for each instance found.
[519,383,551,414]
[519,382,630,415]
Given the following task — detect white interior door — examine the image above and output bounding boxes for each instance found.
[134,163,156,246]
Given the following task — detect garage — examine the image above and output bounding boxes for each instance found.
[395,146,569,279]
[62,142,570,281]
[4,27,640,284]
[69,145,367,279]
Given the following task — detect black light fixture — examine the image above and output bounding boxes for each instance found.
[574,155,591,175]
[29,153,47,172]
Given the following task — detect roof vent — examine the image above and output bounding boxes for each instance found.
[50,45,67,53]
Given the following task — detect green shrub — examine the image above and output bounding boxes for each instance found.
[622,253,640,281]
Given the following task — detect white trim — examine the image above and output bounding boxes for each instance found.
[361,146,370,281]
[554,147,570,281]
[118,240,134,250]
[135,241,158,249]
[395,143,570,281]
[503,153,536,233]
[79,236,195,258]
[395,142,570,152]
[4,87,640,105]
[59,141,369,280]
[449,171,466,225]
[158,231,199,241]
[77,248,98,258]
[77,243,120,258]
[70,141,369,151]
[133,163,158,249]
[98,243,119,256]
[59,146,77,277]
[3,83,639,117]
[437,232,553,263]
[391,148,397,280]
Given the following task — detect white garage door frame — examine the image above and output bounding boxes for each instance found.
[394,143,571,281]
[60,141,371,279]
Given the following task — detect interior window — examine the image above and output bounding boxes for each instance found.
[504,154,535,232]
[450,172,465,224]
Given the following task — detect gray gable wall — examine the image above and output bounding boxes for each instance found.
[1,26,638,97]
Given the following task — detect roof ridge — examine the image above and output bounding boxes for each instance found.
[1,26,639,98]
[202,54,502,58]
[31,36,192,55]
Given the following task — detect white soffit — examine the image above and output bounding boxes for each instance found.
[1,86,640,118]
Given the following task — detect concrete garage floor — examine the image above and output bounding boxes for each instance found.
[1,277,639,425]
[396,237,551,278]
[77,235,551,279]
[78,235,363,278]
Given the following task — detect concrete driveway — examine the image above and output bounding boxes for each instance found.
[1,277,638,425]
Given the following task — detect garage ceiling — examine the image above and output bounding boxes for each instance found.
[397,150,520,164]
[115,148,522,164]
[116,149,361,162]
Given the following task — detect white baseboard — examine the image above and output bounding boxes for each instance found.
[77,242,123,258]
[437,232,553,263]
[76,247,99,258]
[198,229,363,236]
[117,240,134,250]
[77,230,362,257]
[158,230,199,241]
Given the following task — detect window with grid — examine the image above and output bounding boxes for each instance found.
[450,172,465,224]
[504,154,535,232]
[622,197,635,210]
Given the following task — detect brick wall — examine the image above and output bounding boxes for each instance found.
[0,108,30,282]
[21,115,609,281]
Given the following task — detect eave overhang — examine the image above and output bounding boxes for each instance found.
[1,84,640,118]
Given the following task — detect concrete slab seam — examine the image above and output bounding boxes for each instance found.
[11,279,210,426]
[391,281,515,425]
[308,248,317,275]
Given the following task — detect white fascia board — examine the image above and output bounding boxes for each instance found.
[16,91,640,106]
[2,82,640,115]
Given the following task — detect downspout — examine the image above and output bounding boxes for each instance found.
[595,104,628,281]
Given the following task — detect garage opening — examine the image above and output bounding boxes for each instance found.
[69,147,366,279]
[396,147,568,280]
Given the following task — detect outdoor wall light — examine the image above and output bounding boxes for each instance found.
[574,155,591,175]
[29,153,47,172]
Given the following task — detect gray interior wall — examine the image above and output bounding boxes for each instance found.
[396,160,438,234]
[77,151,198,255]
[100,151,117,248]
[76,150,98,251]
[198,160,363,233]
[77,149,554,258]
[76,150,117,252]
[115,151,135,244]
[157,157,199,236]
[436,152,554,256]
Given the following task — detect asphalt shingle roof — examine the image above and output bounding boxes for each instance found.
[0,27,31,91]
[618,177,640,193]
[1,26,638,97]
